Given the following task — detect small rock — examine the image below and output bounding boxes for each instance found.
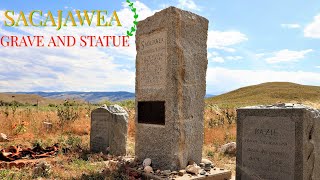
[32,161,51,178]
[144,166,153,173]
[178,170,186,176]
[200,170,206,175]
[186,164,201,175]
[162,170,171,176]
[219,142,236,155]
[201,158,213,165]
[156,169,161,174]
[199,163,205,168]
[204,163,211,171]
[0,133,8,142]
[171,171,178,175]
[143,158,152,167]
[201,158,214,171]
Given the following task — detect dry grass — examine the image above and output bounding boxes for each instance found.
[0,100,318,179]
[207,82,320,108]
[0,104,237,178]
[303,101,320,109]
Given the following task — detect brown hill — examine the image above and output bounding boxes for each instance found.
[206,82,320,108]
[0,93,62,106]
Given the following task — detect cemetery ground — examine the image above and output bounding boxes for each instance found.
[0,101,238,179]
[1,82,320,179]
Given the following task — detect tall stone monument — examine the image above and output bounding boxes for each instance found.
[237,103,320,180]
[90,105,128,156]
[135,7,208,170]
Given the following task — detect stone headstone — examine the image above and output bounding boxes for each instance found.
[90,104,128,155]
[236,103,320,180]
[135,6,208,170]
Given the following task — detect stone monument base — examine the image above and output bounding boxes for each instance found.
[135,168,231,180]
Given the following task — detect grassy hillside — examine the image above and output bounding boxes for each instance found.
[0,93,63,105]
[206,82,320,108]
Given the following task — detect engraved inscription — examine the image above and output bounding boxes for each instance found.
[241,116,295,180]
[137,31,167,89]
[91,112,111,148]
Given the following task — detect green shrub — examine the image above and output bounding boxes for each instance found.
[207,150,214,157]
[57,100,79,130]
[117,100,134,109]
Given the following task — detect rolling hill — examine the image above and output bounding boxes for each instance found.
[206,82,320,107]
[0,93,63,105]
[6,91,135,103]
[2,82,320,107]
[1,91,216,105]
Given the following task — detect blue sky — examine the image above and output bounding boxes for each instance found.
[0,0,320,94]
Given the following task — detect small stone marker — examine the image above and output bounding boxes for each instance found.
[236,103,320,180]
[0,133,8,142]
[135,6,208,170]
[43,122,53,132]
[90,104,128,156]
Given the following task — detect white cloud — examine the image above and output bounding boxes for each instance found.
[316,66,320,68]
[207,51,219,58]
[255,53,266,59]
[226,56,243,60]
[281,23,301,29]
[0,1,156,92]
[304,14,320,38]
[177,0,200,11]
[265,49,313,64]
[207,30,248,52]
[211,57,224,63]
[208,52,224,63]
[0,46,136,92]
[206,67,320,94]
[208,52,243,63]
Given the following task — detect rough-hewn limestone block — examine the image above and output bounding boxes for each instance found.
[135,6,208,170]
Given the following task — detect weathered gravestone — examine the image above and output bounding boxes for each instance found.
[90,105,128,156]
[236,103,320,180]
[135,6,208,170]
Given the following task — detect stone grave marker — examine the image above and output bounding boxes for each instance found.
[236,103,320,180]
[135,6,208,170]
[90,104,128,156]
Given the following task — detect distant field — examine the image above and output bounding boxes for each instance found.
[206,82,320,108]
